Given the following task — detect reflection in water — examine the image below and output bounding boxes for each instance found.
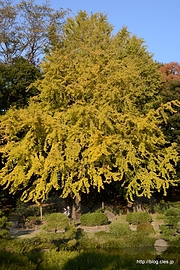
[123,246,180,267]
[154,239,168,254]
[62,247,180,270]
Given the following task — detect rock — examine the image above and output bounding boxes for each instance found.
[154,239,168,247]
[39,248,50,253]
[104,210,116,221]
[154,239,168,253]
[130,224,137,231]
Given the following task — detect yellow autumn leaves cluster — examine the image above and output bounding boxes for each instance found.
[0,11,179,203]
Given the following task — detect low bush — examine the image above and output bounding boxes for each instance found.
[126,212,152,225]
[159,208,180,245]
[42,213,70,232]
[156,213,165,220]
[164,207,180,228]
[159,224,180,244]
[0,237,52,254]
[0,229,10,239]
[153,201,171,214]
[66,239,77,250]
[63,224,77,240]
[80,212,109,226]
[136,222,154,235]
[0,210,12,239]
[159,224,174,240]
[14,200,39,218]
[25,216,42,229]
[101,232,155,249]
[0,250,36,270]
[109,223,130,237]
[126,231,155,247]
[77,235,101,249]
[94,231,109,238]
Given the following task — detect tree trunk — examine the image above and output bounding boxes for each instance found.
[102,200,105,210]
[72,196,81,222]
[40,204,43,221]
[101,190,105,210]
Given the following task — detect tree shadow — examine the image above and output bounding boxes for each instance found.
[61,250,136,270]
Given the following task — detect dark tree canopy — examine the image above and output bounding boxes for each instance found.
[159,63,180,153]
[0,56,41,112]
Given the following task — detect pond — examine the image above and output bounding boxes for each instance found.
[0,245,180,269]
[62,247,180,269]
[118,246,180,264]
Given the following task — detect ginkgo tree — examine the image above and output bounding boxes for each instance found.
[0,11,179,209]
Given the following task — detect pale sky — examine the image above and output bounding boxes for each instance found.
[17,0,180,63]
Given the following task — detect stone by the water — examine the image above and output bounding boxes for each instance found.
[154,239,168,253]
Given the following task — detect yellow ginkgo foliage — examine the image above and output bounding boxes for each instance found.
[0,11,179,203]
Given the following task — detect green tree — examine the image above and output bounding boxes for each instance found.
[0,56,41,112]
[0,11,179,206]
[0,210,12,238]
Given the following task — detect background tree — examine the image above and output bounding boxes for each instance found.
[0,12,179,211]
[0,56,41,113]
[158,62,180,187]
[160,79,180,150]
[159,62,180,83]
[158,62,180,151]
[0,0,68,64]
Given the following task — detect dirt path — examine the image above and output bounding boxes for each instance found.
[10,227,42,238]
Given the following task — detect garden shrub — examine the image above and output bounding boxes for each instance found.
[42,213,70,232]
[136,222,154,235]
[102,239,124,249]
[25,216,42,229]
[0,250,36,270]
[0,229,10,239]
[153,201,171,214]
[127,231,155,247]
[159,208,180,244]
[156,213,165,220]
[0,237,53,254]
[126,212,152,225]
[164,207,180,228]
[14,200,39,218]
[94,231,109,238]
[0,210,12,239]
[66,239,77,250]
[101,232,155,249]
[159,224,174,240]
[77,235,100,249]
[109,223,130,237]
[80,212,109,226]
[159,224,180,244]
[63,224,77,240]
